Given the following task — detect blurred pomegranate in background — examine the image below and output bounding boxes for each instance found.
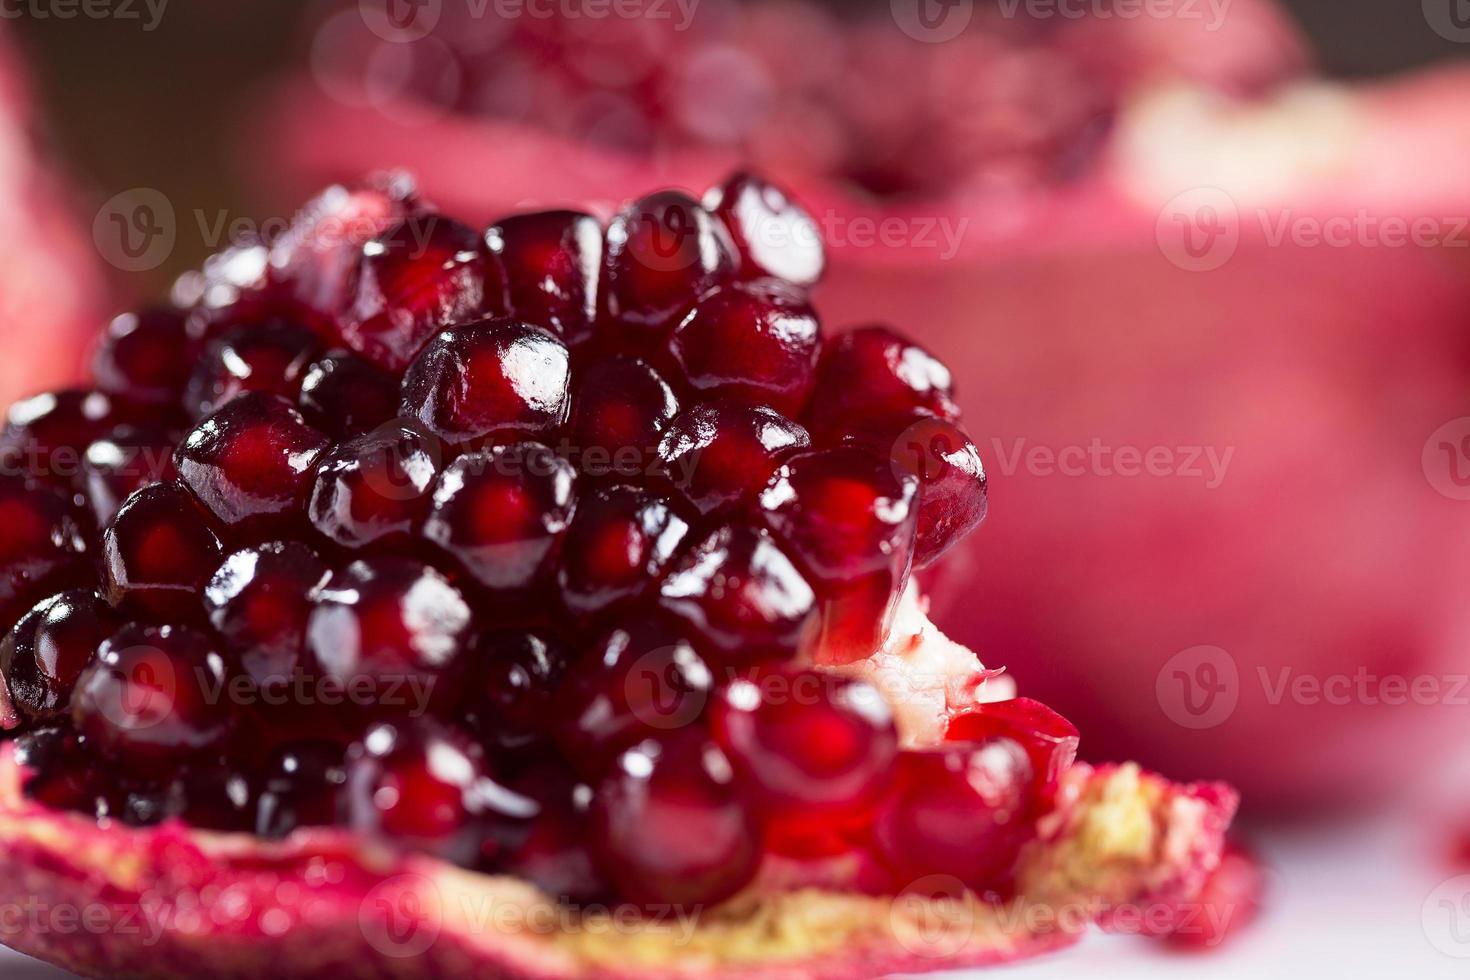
[251,0,1470,810]
[0,29,106,405]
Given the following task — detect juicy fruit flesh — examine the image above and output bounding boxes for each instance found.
[0,171,1002,914]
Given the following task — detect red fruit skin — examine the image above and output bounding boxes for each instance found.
[259,40,1470,807]
[1162,841,1265,949]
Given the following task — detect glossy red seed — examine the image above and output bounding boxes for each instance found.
[558,485,689,618]
[845,413,987,568]
[712,670,897,837]
[873,739,1034,891]
[0,477,89,631]
[81,424,179,526]
[71,623,234,776]
[174,393,331,532]
[656,399,810,515]
[269,175,420,318]
[254,740,347,838]
[551,622,713,779]
[295,349,401,439]
[508,767,606,903]
[461,631,567,751]
[658,523,816,666]
[101,482,223,621]
[705,172,825,287]
[423,443,576,595]
[341,213,505,371]
[567,356,678,473]
[589,732,761,908]
[0,590,117,730]
[309,421,442,548]
[306,557,472,714]
[806,326,961,439]
[759,447,918,662]
[344,721,538,867]
[669,278,821,416]
[947,698,1080,792]
[204,541,330,686]
[487,210,602,346]
[0,389,143,487]
[603,190,736,332]
[92,308,196,406]
[400,318,571,448]
[182,323,321,420]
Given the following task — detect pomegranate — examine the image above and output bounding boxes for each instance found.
[0,173,1238,977]
[257,0,1470,808]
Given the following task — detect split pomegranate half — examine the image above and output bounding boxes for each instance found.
[0,172,1236,977]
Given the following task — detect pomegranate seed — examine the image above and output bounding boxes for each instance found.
[461,631,567,752]
[341,213,505,371]
[92,308,196,406]
[422,443,577,595]
[182,323,321,420]
[873,740,1034,891]
[759,447,918,662]
[658,523,816,666]
[947,698,1079,791]
[81,424,178,526]
[567,356,679,472]
[712,670,896,842]
[487,210,602,346]
[269,175,420,317]
[508,767,606,903]
[0,389,144,487]
[344,721,538,867]
[656,399,809,515]
[296,349,401,439]
[845,413,987,568]
[589,732,761,908]
[204,541,330,686]
[551,621,713,779]
[174,393,331,533]
[255,740,347,838]
[400,318,571,448]
[705,172,825,287]
[558,484,689,619]
[0,477,89,629]
[306,557,472,715]
[71,623,235,777]
[101,482,222,621]
[0,590,117,730]
[603,190,736,333]
[806,326,961,439]
[309,421,442,548]
[668,278,821,416]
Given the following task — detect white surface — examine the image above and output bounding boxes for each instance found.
[2,814,1466,979]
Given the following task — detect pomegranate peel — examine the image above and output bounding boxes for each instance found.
[0,747,1234,978]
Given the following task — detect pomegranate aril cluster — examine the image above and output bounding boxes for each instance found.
[1,172,1007,911]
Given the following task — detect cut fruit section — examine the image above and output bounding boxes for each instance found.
[0,171,1239,977]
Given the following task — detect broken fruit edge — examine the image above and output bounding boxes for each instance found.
[0,744,1235,979]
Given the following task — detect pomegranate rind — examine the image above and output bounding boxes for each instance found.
[0,745,1233,979]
